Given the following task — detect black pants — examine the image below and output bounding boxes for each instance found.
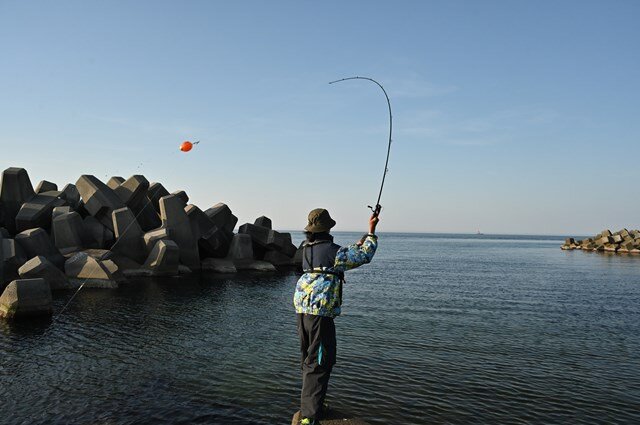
[297,313,337,419]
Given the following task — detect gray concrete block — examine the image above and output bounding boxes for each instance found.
[612,234,623,243]
[15,228,65,269]
[186,204,232,258]
[200,227,233,258]
[1,237,28,290]
[65,252,121,283]
[144,240,180,276]
[59,184,81,210]
[226,233,254,262]
[237,260,277,272]
[148,182,169,214]
[159,195,200,270]
[264,250,295,267]
[266,230,295,255]
[185,204,213,239]
[227,235,275,270]
[115,175,148,204]
[114,175,161,231]
[35,180,57,194]
[83,216,114,249]
[18,256,71,290]
[107,176,125,190]
[0,278,52,319]
[171,190,189,206]
[238,223,270,247]
[143,227,170,253]
[201,258,237,273]
[81,249,113,261]
[178,265,192,274]
[204,203,238,233]
[76,175,125,231]
[111,207,146,263]
[75,200,90,218]
[15,192,65,233]
[52,211,87,255]
[0,167,36,235]
[254,216,272,229]
[52,206,72,221]
[106,253,142,272]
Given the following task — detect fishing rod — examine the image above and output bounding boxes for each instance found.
[329,76,392,218]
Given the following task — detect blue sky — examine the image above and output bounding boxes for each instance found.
[1,1,638,234]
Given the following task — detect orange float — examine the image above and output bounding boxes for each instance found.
[180,141,193,152]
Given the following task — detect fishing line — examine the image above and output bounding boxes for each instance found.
[329,76,393,217]
[55,190,159,319]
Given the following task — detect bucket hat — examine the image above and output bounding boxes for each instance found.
[304,208,336,233]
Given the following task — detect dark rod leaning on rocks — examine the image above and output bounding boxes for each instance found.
[329,76,393,218]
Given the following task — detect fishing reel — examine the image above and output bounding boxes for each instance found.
[368,204,382,217]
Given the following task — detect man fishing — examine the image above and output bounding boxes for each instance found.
[294,208,380,425]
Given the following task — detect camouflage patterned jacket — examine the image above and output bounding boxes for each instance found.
[293,234,378,318]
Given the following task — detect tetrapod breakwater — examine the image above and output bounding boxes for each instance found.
[0,167,301,319]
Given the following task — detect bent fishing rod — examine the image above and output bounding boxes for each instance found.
[329,76,392,218]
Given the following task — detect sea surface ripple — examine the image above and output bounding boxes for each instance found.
[1,232,639,424]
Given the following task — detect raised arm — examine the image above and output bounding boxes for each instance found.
[334,213,380,272]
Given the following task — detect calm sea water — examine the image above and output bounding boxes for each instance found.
[1,233,639,424]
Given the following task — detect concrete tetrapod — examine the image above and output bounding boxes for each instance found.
[114,175,161,231]
[15,192,66,233]
[0,278,52,319]
[52,211,87,255]
[186,204,232,258]
[264,250,295,268]
[64,252,121,288]
[83,216,114,249]
[52,206,72,221]
[35,180,58,194]
[148,182,169,214]
[18,256,71,290]
[254,216,272,229]
[106,176,125,190]
[59,184,81,210]
[15,228,65,269]
[1,236,28,291]
[205,203,238,234]
[76,175,125,231]
[171,190,189,206]
[111,207,146,264]
[267,230,297,257]
[0,167,36,235]
[143,227,170,253]
[159,195,200,270]
[201,258,237,273]
[226,233,275,271]
[238,223,270,247]
[144,240,180,276]
[143,227,170,254]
